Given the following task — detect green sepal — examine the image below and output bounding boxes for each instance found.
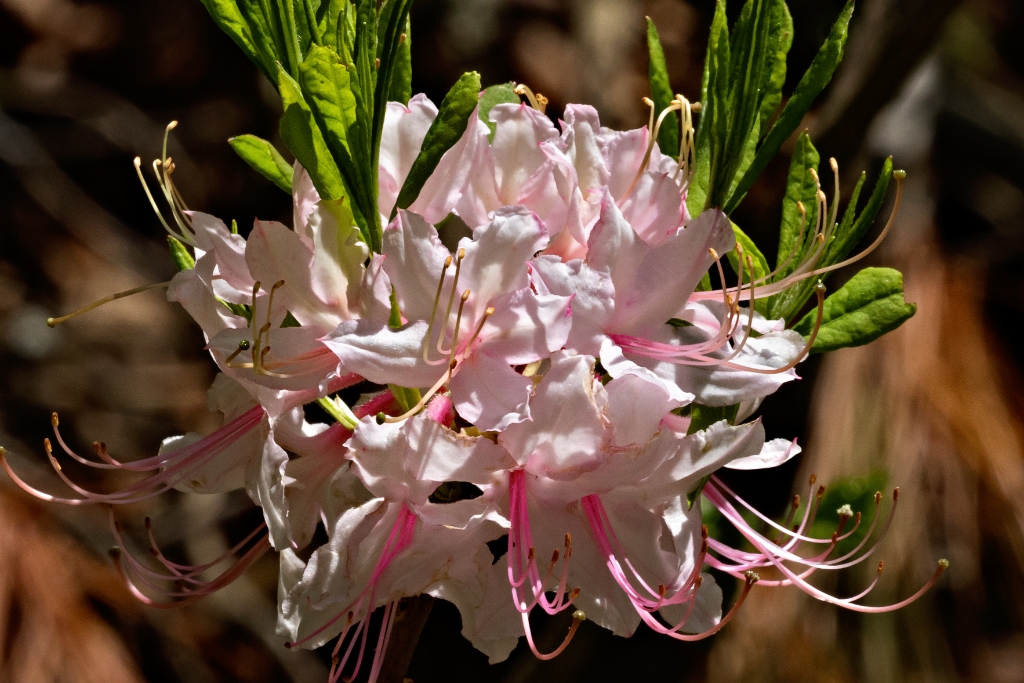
[393,71,482,217]
[478,83,519,141]
[792,267,916,354]
[725,0,853,214]
[228,134,294,193]
[316,395,359,429]
[646,17,679,159]
[389,384,422,414]
[167,236,195,271]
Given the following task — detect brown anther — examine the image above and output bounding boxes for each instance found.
[658,584,667,597]
[528,547,536,561]
[855,511,862,524]
[144,516,152,530]
[792,494,801,509]
[375,58,380,69]
[701,524,709,539]
[817,485,826,498]
[461,289,471,303]
[875,491,883,504]
[551,549,560,564]
[809,473,817,486]
[51,412,59,427]
[744,571,760,584]
[347,611,354,624]
[399,32,406,44]
[695,575,703,588]
[108,546,122,559]
[43,438,52,454]
[831,531,838,544]
[569,588,581,600]
[877,561,885,574]
[893,487,900,502]
[565,533,572,547]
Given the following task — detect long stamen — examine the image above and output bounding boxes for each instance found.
[437,249,466,356]
[625,98,684,198]
[134,157,184,242]
[514,84,548,113]
[423,255,453,362]
[446,290,471,368]
[46,282,171,328]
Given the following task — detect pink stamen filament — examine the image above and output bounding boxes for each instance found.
[700,480,946,612]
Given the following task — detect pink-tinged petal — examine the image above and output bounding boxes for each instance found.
[476,288,572,365]
[247,419,291,550]
[348,414,514,504]
[323,319,446,389]
[489,103,560,205]
[600,337,694,405]
[586,192,647,296]
[605,374,684,447]
[358,253,394,326]
[601,126,648,201]
[246,220,340,332]
[514,160,568,234]
[725,438,802,471]
[208,326,340,392]
[608,208,735,338]
[344,417,434,503]
[617,170,685,246]
[292,162,319,244]
[631,420,766,506]
[379,94,439,217]
[449,352,532,432]
[560,105,611,199]
[168,260,237,338]
[654,330,805,406]
[411,114,499,228]
[188,211,254,300]
[457,206,548,320]
[530,256,614,356]
[382,210,454,322]
[443,556,522,663]
[307,199,370,322]
[499,351,605,474]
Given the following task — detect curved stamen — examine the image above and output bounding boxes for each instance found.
[437,250,466,356]
[46,282,171,328]
[423,255,453,362]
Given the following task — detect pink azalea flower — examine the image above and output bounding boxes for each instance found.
[277,399,514,682]
[324,205,572,431]
[443,351,767,662]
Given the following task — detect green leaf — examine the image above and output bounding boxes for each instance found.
[725,1,853,214]
[278,66,347,202]
[710,0,773,210]
[690,0,728,214]
[388,15,412,105]
[167,236,195,271]
[646,17,679,159]
[393,71,481,216]
[757,1,792,140]
[478,83,519,141]
[792,267,916,353]
[200,0,277,80]
[775,132,819,277]
[228,134,294,193]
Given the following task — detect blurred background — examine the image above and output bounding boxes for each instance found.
[0,0,1023,681]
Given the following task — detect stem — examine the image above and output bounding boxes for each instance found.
[377,595,435,683]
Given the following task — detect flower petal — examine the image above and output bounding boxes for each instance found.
[323,319,446,389]
[449,352,532,432]
[383,210,454,323]
[379,94,438,218]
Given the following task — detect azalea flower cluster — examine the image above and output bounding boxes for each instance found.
[2,92,945,682]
